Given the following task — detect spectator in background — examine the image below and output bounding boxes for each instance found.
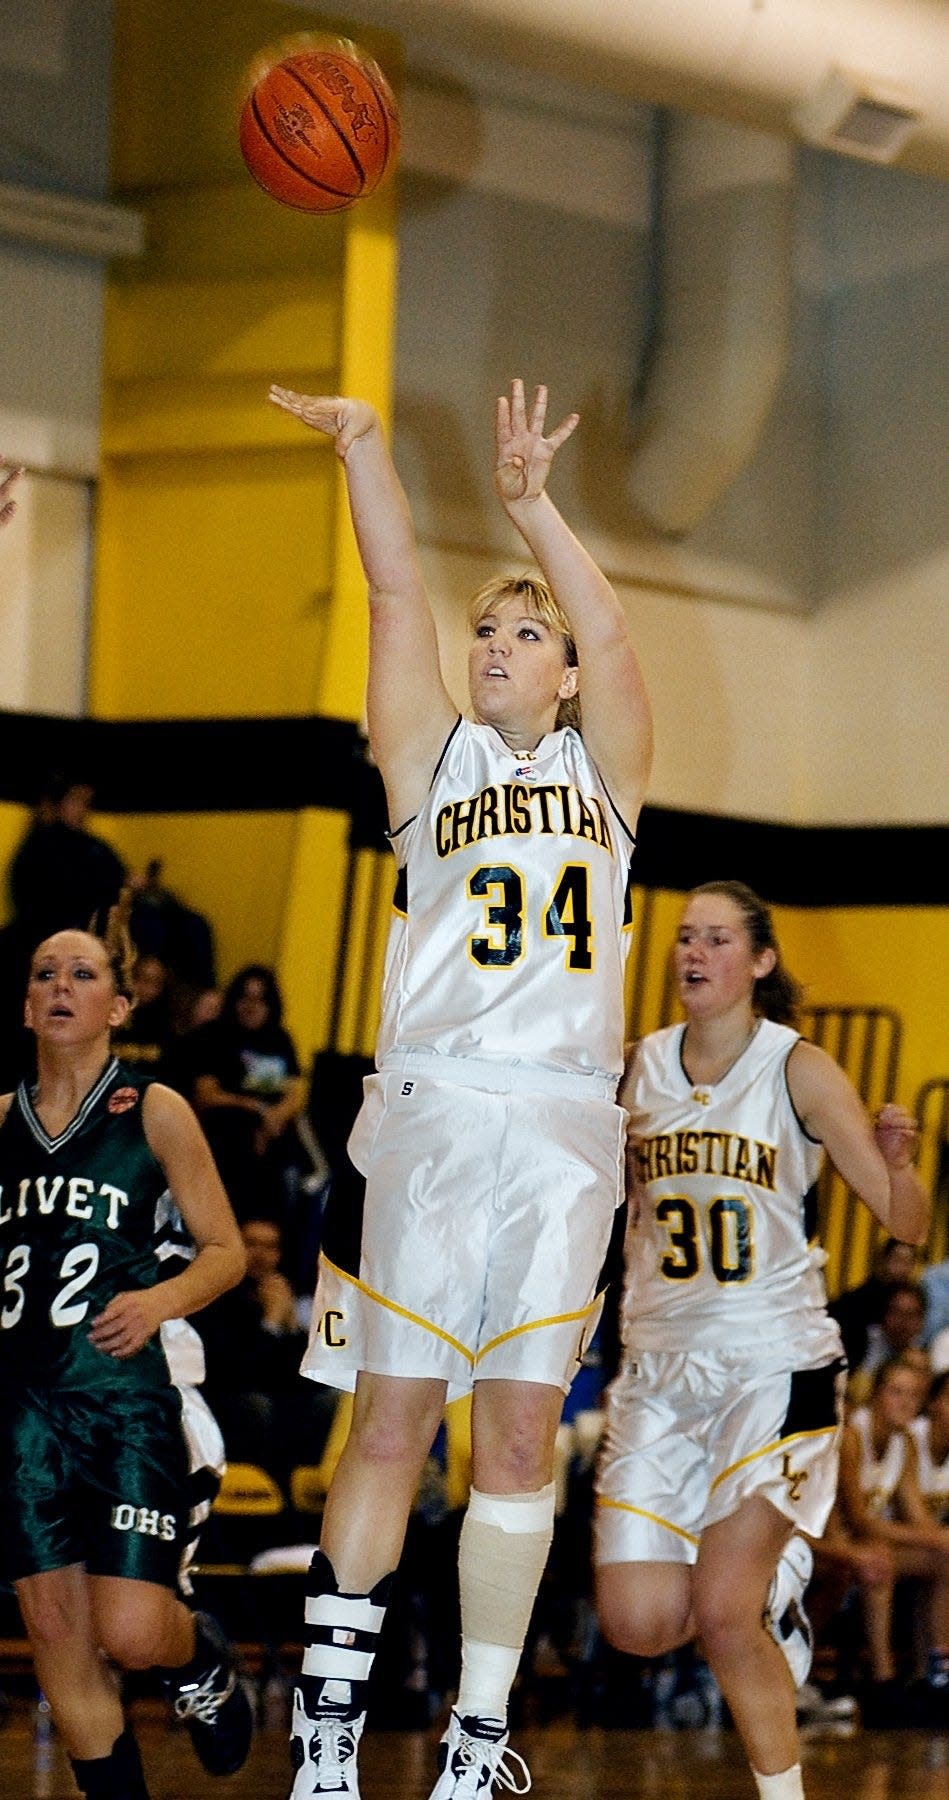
[185,964,307,1228]
[128,856,217,997]
[846,1282,928,1406]
[829,1238,919,1373]
[910,1370,949,1525]
[0,770,128,1089]
[828,1355,949,1719]
[193,1215,334,1485]
[921,1253,949,1350]
[930,1328,949,1378]
[112,953,178,1083]
[8,770,127,942]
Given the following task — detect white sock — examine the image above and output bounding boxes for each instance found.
[753,1766,805,1800]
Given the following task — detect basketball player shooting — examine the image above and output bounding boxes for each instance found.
[266,377,653,1800]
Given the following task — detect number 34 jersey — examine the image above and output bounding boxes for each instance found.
[620,1019,842,1361]
[0,1060,172,1394]
[378,718,636,1086]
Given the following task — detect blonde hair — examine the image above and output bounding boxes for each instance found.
[89,885,137,1000]
[468,575,580,731]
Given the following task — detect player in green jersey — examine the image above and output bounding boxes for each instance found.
[0,903,253,1798]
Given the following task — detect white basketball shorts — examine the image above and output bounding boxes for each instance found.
[301,1060,626,1401]
[594,1345,846,1564]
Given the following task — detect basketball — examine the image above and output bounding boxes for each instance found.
[239,38,400,213]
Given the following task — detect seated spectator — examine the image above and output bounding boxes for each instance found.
[810,1356,949,1721]
[930,1327,949,1378]
[112,953,178,1081]
[192,1215,335,1487]
[185,964,306,1224]
[829,1237,919,1372]
[911,1371,949,1525]
[846,1280,928,1407]
[922,1253,949,1349]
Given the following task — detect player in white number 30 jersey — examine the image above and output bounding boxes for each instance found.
[269,377,652,1800]
[594,881,929,1800]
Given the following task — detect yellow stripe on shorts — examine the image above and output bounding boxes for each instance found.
[476,1299,599,1362]
[320,1254,475,1364]
[710,1424,838,1495]
[596,1496,700,1547]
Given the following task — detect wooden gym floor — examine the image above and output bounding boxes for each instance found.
[0,1699,946,1800]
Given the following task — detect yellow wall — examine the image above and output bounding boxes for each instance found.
[90,1,400,1055]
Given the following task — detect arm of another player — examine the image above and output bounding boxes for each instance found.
[495,380,653,828]
[87,1084,247,1359]
[786,1040,930,1245]
[0,457,22,526]
[268,387,457,824]
[617,1041,644,1225]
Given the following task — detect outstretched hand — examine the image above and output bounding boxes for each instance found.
[268,386,379,458]
[873,1103,920,1170]
[495,378,579,505]
[0,457,22,528]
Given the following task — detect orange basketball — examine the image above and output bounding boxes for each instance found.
[239,40,400,212]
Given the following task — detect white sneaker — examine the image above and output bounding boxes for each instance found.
[765,1535,814,1689]
[796,1680,858,1722]
[429,1712,531,1799]
[288,1689,365,1798]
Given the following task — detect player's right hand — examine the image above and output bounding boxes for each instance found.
[268,387,378,457]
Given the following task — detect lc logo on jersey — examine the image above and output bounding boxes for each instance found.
[780,1452,809,1505]
[111,1504,176,1541]
[316,1308,348,1348]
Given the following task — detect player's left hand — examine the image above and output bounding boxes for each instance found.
[495,379,579,505]
[873,1103,920,1170]
[88,1288,166,1358]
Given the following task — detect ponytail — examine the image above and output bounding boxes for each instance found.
[89,885,137,1000]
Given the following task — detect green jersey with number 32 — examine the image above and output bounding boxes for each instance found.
[0,1059,172,1394]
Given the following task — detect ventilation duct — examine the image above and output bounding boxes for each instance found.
[792,67,923,163]
[344,0,949,181]
[627,117,795,537]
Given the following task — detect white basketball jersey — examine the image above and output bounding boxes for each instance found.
[619,1019,841,1357]
[851,1407,907,1518]
[910,1414,949,1522]
[376,718,635,1084]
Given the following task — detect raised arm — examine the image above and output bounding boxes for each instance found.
[268,387,457,825]
[787,1041,930,1245]
[495,380,653,828]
